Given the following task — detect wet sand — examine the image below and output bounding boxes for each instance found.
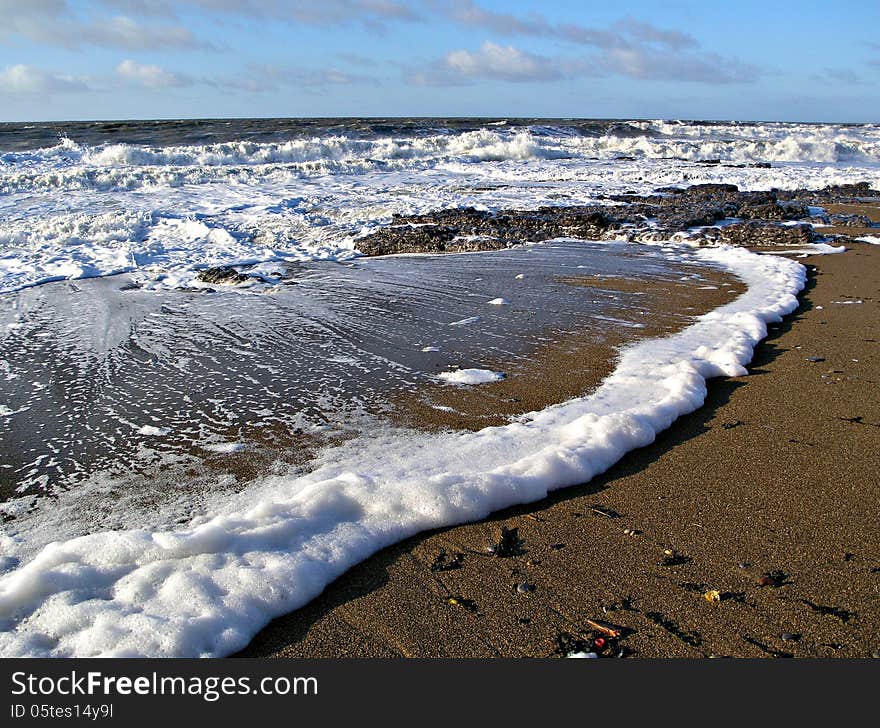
[239,241,880,659]
[397,263,744,432]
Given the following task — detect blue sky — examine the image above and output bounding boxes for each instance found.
[1,0,878,122]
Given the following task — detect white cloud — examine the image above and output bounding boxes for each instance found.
[82,16,203,50]
[0,1,209,50]
[224,64,379,92]
[600,47,758,84]
[440,1,758,84]
[99,0,420,25]
[0,64,89,94]
[444,41,563,82]
[809,68,866,85]
[116,59,192,88]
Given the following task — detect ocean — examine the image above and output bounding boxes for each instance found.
[0,118,877,656]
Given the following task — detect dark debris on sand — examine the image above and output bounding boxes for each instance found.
[487,526,525,558]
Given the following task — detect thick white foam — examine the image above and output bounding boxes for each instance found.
[437,368,506,384]
[0,244,804,657]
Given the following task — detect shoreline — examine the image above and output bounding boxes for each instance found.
[239,242,879,658]
[1,184,876,657]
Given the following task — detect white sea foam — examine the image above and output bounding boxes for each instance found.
[0,122,877,294]
[0,243,804,657]
[203,443,248,454]
[137,425,170,437]
[449,315,481,326]
[437,368,506,385]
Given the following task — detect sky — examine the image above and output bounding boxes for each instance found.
[1,0,878,122]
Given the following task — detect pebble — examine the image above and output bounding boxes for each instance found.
[781,633,800,642]
[873,649,880,659]
[516,582,536,594]
[738,562,750,569]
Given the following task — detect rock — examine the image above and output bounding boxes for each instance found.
[661,552,691,567]
[781,633,800,642]
[516,582,536,594]
[445,596,478,612]
[713,221,816,247]
[828,213,875,227]
[777,181,880,204]
[355,206,612,256]
[350,181,877,259]
[757,570,788,587]
[738,201,809,221]
[430,549,464,572]
[488,525,525,557]
[195,266,250,285]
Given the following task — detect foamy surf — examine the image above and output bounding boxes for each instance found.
[0,120,878,294]
[0,244,804,657]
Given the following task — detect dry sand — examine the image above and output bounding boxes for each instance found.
[239,242,880,659]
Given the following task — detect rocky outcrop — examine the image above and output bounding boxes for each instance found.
[711,221,816,247]
[353,181,877,256]
[195,265,250,285]
[778,182,880,204]
[828,213,875,227]
[737,201,809,221]
[355,207,612,256]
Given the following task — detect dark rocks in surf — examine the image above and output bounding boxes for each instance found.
[355,206,611,257]
[354,181,877,256]
[777,181,880,203]
[737,201,809,221]
[828,213,875,228]
[196,265,250,285]
[706,221,817,247]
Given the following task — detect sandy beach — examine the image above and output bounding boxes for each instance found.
[240,240,879,659]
